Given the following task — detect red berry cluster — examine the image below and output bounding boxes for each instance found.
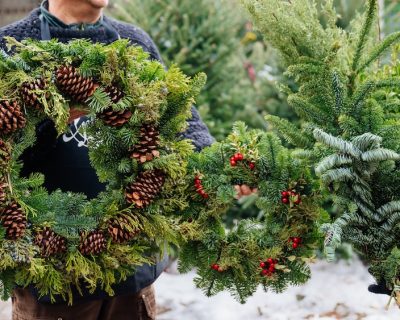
[230,152,244,166]
[260,258,277,277]
[194,175,209,199]
[289,237,302,249]
[230,152,256,170]
[281,190,301,205]
[211,263,223,272]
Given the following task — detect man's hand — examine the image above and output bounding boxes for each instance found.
[234,184,258,200]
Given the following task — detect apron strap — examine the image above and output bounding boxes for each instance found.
[39,13,52,41]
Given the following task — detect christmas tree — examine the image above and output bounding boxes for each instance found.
[242,0,400,300]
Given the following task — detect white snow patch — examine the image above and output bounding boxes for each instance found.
[156,258,399,320]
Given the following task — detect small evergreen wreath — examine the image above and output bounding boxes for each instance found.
[180,125,323,300]
[0,38,323,304]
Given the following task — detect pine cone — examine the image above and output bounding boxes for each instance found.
[79,230,107,255]
[98,85,132,127]
[107,212,140,243]
[98,108,132,127]
[20,78,47,110]
[55,65,96,103]
[0,202,27,240]
[0,139,11,167]
[0,181,8,203]
[34,227,67,257]
[130,124,160,163]
[125,170,165,208]
[0,101,26,135]
[105,85,124,104]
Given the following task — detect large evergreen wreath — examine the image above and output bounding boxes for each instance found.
[0,38,323,304]
[0,38,206,302]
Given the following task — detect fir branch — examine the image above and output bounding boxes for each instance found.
[288,95,333,126]
[266,115,314,149]
[357,31,400,73]
[315,154,353,176]
[313,129,361,158]
[351,0,378,73]
[361,148,400,162]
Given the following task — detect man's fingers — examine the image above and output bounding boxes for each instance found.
[235,185,259,199]
[240,185,252,195]
[234,185,241,199]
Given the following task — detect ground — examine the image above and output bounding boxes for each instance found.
[0,257,398,319]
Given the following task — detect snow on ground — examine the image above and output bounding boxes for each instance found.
[156,258,399,320]
[0,257,398,319]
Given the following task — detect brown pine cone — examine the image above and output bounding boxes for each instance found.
[0,202,27,240]
[125,170,165,208]
[0,181,8,203]
[98,108,132,127]
[104,85,124,104]
[0,139,11,167]
[130,124,160,163]
[79,230,107,255]
[55,65,96,103]
[34,227,67,257]
[0,101,26,135]
[107,212,140,243]
[20,78,47,110]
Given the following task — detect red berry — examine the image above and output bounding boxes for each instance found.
[211,264,219,271]
[230,160,237,167]
[261,269,269,276]
[281,191,288,197]
[293,237,301,243]
[281,197,289,204]
[235,153,244,161]
[269,265,275,272]
[267,258,273,264]
[199,189,207,196]
[202,193,209,199]
[249,162,256,170]
[260,261,266,268]
[292,242,298,249]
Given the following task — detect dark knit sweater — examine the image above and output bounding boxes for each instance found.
[0,8,214,303]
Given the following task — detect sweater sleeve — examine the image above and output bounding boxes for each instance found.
[183,107,215,151]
